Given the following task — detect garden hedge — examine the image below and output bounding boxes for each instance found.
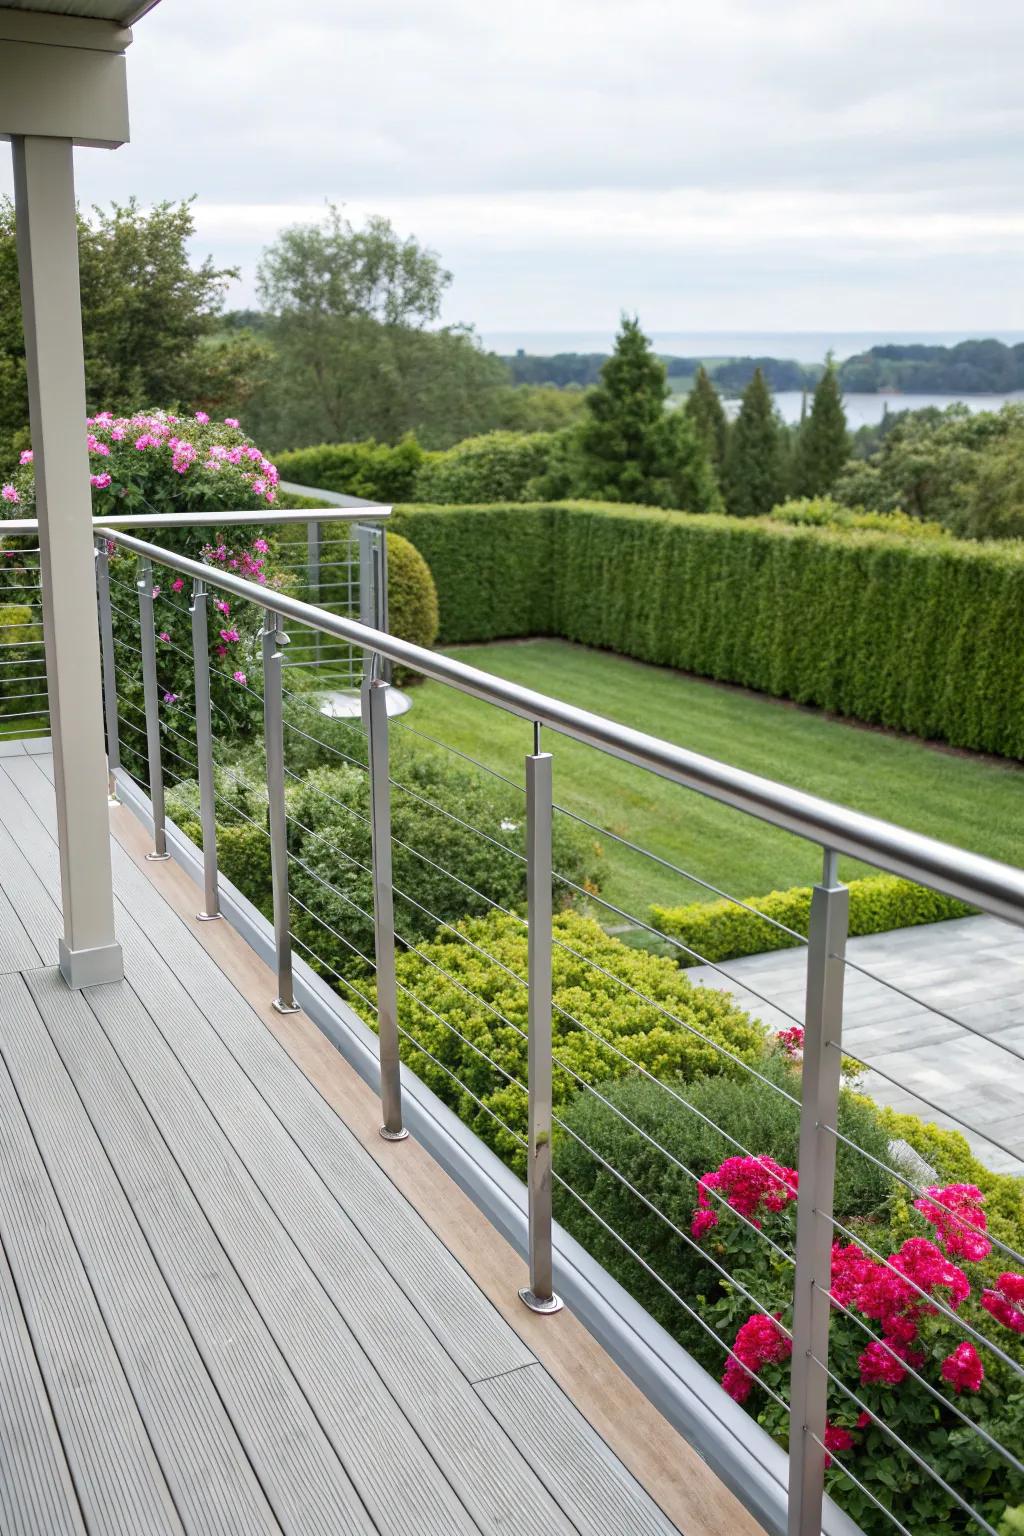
[389,502,1024,758]
[651,875,974,966]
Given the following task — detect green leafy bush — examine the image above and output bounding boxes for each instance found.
[413,430,559,504]
[768,496,946,538]
[384,530,439,683]
[0,600,45,726]
[390,501,1024,758]
[274,437,424,502]
[651,875,974,966]
[353,908,766,1170]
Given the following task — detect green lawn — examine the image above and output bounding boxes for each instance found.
[404,639,1024,918]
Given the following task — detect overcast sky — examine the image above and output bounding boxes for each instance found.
[4,0,1023,339]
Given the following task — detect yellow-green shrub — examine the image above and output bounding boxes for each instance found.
[651,875,974,966]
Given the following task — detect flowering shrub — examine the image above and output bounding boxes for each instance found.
[691,1153,798,1240]
[1,410,279,519]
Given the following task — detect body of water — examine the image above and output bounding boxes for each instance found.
[754,390,1024,428]
[483,329,1024,364]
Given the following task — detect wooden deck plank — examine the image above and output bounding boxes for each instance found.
[0,881,42,975]
[0,1235,85,1536]
[91,903,577,1536]
[0,973,282,1536]
[0,978,184,1536]
[475,1362,680,1536]
[26,966,380,1536]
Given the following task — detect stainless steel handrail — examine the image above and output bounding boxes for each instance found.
[1,504,390,535]
[100,526,1024,928]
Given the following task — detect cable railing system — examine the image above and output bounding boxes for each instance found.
[0,540,48,740]
[4,496,1024,1536]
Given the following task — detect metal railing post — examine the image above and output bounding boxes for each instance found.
[519,728,562,1314]
[358,524,390,684]
[94,539,119,804]
[307,518,321,666]
[363,667,407,1141]
[190,577,221,922]
[137,555,169,860]
[262,609,299,1013]
[788,848,849,1536]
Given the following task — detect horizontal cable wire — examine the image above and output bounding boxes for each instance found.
[287,888,375,970]
[822,1120,1024,1273]
[287,928,378,1014]
[807,1439,913,1536]
[828,1038,1024,1170]
[821,1283,1024,1480]
[391,720,525,791]
[842,952,1024,1072]
[552,1169,792,1414]
[810,1354,999,1535]
[826,1209,1024,1382]
[562,838,807,935]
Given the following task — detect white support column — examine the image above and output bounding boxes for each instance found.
[12,134,122,988]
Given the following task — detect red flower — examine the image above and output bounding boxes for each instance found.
[692,1154,797,1239]
[940,1341,984,1393]
[914,1184,991,1262]
[981,1273,1024,1334]
[858,1339,907,1387]
[721,1312,792,1404]
[823,1421,855,1467]
[775,1024,804,1058]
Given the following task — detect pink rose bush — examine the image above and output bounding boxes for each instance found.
[1,410,278,521]
[688,1151,1024,1523]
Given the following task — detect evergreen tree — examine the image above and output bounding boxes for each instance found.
[576,316,719,511]
[723,368,785,517]
[793,357,849,495]
[683,365,728,468]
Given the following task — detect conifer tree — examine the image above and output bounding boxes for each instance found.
[723,368,785,517]
[576,316,719,511]
[683,365,728,468]
[793,357,849,495]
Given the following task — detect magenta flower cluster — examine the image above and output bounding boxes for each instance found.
[913,1183,992,1261]
[690,1153,798,1240]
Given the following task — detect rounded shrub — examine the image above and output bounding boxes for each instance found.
[386,530,438,682]
[413,431,558,504]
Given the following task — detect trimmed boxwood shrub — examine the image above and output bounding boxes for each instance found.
[0,601,45,727]
[413,431,558,504]
[275,437,423,502]
[385,530,438,684]
[389,501,1024,758]
[651,875,975,966]
[353,908,767,1173]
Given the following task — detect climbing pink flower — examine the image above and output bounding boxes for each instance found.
[90,473,112,489]
[2,484,20,503]
[215,600,230,616]
[171,578,185,593]
[940,1342,984,1393]
[722,1313,791,1404]
[822,1422,854,1468]
[219,628,240,643]
[858,1340,909,1387]
[18,449,32,465]
[194,410,209,423]
[224,417,239,428]
[162,691,178,705]
[693,1155,797,1235]
[252,537,269,554]
[158,630,170,643]
[232,670,246,686]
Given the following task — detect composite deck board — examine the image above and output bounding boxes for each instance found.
[1,973,283,1536]
[27,967,379,1536]
[0,881,41,974]
[0,751,689,1536]
[0,980,184,1536]
[0,1235,85,1536]
[475,1362,679,1536]
[20,752,532,1386]
[0,799,60,961]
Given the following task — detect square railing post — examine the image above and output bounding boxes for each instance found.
[94,538,119,803]
[519,733,562,1315]
[358,524,390,684]
[137,554,169,861]
[363,669,407,1142]
[307,518,321,666]
[262,609,299,1014]
[190,577,221,922]
[788,848,849,1536]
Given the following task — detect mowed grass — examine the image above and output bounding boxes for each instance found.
[404,639,1024,918]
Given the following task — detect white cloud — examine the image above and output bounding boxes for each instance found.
[1,0,1021,331]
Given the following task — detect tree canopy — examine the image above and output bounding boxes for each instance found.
[247,207,506,451]
[792,358,849,495]
[723,368,786,517]
[0,196,268,468]
[574,317,719,512]
[684,365,728,468]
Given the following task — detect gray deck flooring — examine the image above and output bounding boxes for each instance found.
[687,914,1024,1177]
[0,749,681,1536]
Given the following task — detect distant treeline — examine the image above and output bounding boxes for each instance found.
[503,338,1024,396]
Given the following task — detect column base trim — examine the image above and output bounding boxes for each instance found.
[58,937,124,989]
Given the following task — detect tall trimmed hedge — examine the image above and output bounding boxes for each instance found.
[389,502,1024,758]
